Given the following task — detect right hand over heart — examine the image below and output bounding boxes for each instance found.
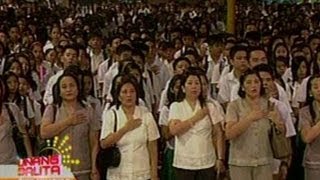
[246,107,268,122]
[125,118,142,132]
[67,111,88,126]
[194,107,209,121]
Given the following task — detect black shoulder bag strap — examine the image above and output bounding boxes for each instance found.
[112,109,117,133]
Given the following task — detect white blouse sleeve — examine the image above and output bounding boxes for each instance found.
[100,109,116,140]
[168,102,180,121]
[145,112,160,141]
[158,106,169,126]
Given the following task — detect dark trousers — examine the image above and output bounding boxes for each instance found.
[174,166,216,180]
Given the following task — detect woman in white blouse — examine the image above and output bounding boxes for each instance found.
[168,68,224,180]
[100,75,160,180]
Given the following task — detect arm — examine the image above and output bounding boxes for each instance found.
[301,121,320,143]
[213,123,225,161]
[100,126,130,149]
[90,130,100,175]
[160,125,173,141]
[169,108,207,136]
[147,140,158,179]
[40,118,71,139]
[225,117,253,140]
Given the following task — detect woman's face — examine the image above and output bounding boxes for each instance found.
[185,54,197,67]
[119,83,137,107]
[243,74,261,99]
[310,78,320,102]
[50,27,61,40]
[297,61,307,80]
[9,62,22,76]
[59,76,79,101]
[83,76,92,96]
[7,76,18,94]
[175,60,190,75]
[46,50,57,63]
[275,46,288,58]
[184,75,201,100]
[32,45,43,60]
[275,61,287,76]
[18,77,29,96]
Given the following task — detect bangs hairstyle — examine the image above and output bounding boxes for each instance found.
[238,69,265,98]
[52,72,85,107]
[111,74,140,109]
[177,67,206,108]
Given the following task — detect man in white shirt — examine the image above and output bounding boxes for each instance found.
[217,45,249,108]
[98,36,121,96]
[102,44,133,102]
[43,45,79,105]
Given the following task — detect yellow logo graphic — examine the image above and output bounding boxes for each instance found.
[39,135,80,170]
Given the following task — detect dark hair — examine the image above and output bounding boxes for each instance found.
[18,75,37,92]
[166,74,184,107]
[230,45,247,60]
[238,69,265,98]
[122,62,145,99]
[4,59,22,75]
[53,72,85,107]
[177,67,206,108]
[3,72,20,103]
[248,46,266,58]
[116,44,132,55]
[81,70,95,97]
[253,64,275,79]
[111,74,140,109]
[61,45,79,56]
[173,57,191,71]
[291,56,310,83]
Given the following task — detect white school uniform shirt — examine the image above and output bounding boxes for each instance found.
[43,40,54,53]
[158,79,171,112]
[159,105,174,149]
[100,105,160,180]
[291,81,302,108]
[217,70,239,104]
[294,76,310,105]
[168,99,217,170]
[97,57,114,84]
[102,62,119,98]
[43,70,64,105]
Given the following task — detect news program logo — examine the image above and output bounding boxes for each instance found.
[18,135,80,177]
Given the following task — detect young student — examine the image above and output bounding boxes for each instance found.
[18,75,42,154]
[217,45,249,108]
[43,45,79,105]
[158,57,191,112]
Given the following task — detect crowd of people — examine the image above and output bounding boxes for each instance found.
[0,0,320,180]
